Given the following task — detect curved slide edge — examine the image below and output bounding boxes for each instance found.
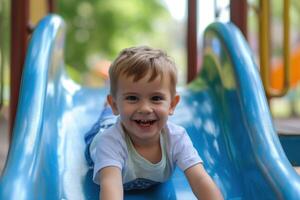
[0,15,67,199]
[222,22,300,199]
[201,22,300,199]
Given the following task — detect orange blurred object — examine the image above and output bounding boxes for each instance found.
[82,59,111,87]
[91,60,111,80]
[271,45,300,90]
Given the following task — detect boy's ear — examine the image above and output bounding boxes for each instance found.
[107,95,119,115]
[169,95,180,115]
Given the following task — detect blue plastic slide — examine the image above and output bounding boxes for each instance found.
[1,15,300,200]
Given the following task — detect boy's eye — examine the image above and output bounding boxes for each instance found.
[151,96,164,102]
[125,96,138,101]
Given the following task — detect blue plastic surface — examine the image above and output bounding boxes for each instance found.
[279,135,300,166]
[1,14,300,199]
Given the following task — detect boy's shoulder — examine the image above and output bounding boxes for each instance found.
[165,121,187,136]
[94,119,125,144]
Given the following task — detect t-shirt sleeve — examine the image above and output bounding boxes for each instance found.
[171,125,202,171]
[90,128,126,185]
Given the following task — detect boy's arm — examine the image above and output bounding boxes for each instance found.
[185,163,224,200]
[99,166,123,200]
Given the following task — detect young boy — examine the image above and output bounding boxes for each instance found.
[89,46,223,200]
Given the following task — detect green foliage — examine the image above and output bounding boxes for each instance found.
[57,0,167,72]
[0,0,10,67]
[65,64,83,84]
[0,0,10,104]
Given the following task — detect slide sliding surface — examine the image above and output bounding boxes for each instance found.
[0,15,299,199]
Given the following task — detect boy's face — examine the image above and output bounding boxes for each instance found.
[108,72,180,145]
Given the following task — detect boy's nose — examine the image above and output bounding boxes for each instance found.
[137,102,153,114]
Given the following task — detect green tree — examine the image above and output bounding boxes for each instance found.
[57,0,168,72]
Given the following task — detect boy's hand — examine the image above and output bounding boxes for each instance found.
[99,166,123,200]
[185,164,224,200]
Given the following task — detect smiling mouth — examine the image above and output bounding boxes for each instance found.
[134,119,156,127]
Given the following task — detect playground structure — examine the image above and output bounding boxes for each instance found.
[1,13,300,199]
[4,1,300,133]
[1,0,300,199]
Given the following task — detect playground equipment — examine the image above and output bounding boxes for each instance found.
[0,15,300,200]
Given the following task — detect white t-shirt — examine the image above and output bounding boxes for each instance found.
[90,119,202,190]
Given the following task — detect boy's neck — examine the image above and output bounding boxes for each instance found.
[121,123,163,163]
[126,132,162,164]
[121,123,161,148]
[133,138,162,164]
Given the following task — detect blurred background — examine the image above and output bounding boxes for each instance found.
[1,0,300,173]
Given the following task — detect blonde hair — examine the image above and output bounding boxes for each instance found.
[109,46,178,97]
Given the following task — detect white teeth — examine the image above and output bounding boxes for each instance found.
[135,119,155,124]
